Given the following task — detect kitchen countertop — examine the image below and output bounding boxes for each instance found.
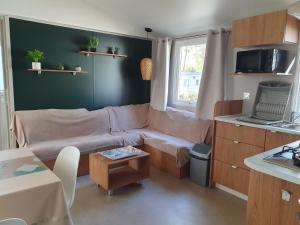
[244,141,300,185]
[215,115,300,136]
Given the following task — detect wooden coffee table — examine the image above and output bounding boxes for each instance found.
[89,148,150,195]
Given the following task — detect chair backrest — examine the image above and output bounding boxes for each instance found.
[0,218,27,225]
[53,146,80,208]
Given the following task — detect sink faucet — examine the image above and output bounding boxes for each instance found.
[290,111,300,123]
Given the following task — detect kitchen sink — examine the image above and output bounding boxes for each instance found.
[281,124,300,130]
[271,123,300,130]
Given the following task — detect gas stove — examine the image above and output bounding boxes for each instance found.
[263,143,300,171]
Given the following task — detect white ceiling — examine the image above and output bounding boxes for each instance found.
[84,0,298,37]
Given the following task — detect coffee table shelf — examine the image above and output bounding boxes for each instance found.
[109,166,144,190]
[89,148,150,195]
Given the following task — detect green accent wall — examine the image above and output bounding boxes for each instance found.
[9,18,151,110]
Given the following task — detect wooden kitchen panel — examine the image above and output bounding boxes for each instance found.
[213,160,249,195]
[232,10,299,47]
[214,137,264,170]
[215,121,266,147]
[262,10,286,45]
[232,14,265,47]
[270,177,300,225]
[265,130,300,151]
[246,170,276,225]
[247,170,300,225]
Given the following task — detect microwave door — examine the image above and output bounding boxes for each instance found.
[236,50,263,73]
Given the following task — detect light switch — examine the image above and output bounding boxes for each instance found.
[281,189,291,202]
[243,92,250,100]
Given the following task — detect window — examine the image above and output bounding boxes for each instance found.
[173,37,207,109]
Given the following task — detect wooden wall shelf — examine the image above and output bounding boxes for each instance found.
[229,72,293,76]
[28,69,88,75]
[79,51,127,58]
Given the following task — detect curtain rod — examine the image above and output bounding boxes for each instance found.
[175,29,231,40]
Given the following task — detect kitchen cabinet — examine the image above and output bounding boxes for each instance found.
[265,130,300,151]
[213,160,249,195]
[212,119,300,197]
[215,121,266,147]
[232,10,299,48]
[212,121,265,195]
[246,170,300,225]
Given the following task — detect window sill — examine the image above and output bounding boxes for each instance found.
[172,103,196,113]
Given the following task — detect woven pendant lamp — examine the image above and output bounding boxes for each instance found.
[140,28,152,80]
[140,58,152,80]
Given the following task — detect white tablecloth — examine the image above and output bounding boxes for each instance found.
[0,149,73,225]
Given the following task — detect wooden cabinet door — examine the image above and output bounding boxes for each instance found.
[270,179,300,225]
[265,130,300,151]
[214,137,264,170]
[213,160,249,195]
[246,171,274,225]
[232,9,299,47]
[263,10,286,45]
[216,121,266,147]
[232,14,265,47]
[247,171,300,225]
[284,15,299,43]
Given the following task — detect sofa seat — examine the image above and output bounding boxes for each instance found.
[28,134,124,161]
[127,128,194,167]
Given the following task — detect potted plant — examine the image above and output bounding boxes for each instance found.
[58,63,64,70]
[87,36,100,52]
[26,49,44,70]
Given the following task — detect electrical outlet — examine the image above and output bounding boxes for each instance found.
[281,189,291,202]
[243,92,250,100]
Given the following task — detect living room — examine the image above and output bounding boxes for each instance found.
[1,1,300,225]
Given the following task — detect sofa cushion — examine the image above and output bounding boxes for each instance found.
[11,108,110,147]
[106,103,149,132]
[29,134,124,161]
[111,131,144,147]
[148,106,210,144]
[128,128,193,167]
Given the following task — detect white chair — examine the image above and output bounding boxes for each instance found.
[53,146,80,208]
[0,218,27,225]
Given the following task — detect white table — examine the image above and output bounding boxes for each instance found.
[0,149,73,225]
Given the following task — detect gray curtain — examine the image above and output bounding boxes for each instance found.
[151,38,172,111]
[196,29,229,119]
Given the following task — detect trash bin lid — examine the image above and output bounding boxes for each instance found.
[191,143,211,159]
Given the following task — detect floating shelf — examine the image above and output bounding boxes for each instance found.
[28,69,88,75]
[229,72,293,76]
[79,51,128,58]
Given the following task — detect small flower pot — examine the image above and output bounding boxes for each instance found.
[32,62,41,70]
[90,48,97,52]
[75,66,82,72]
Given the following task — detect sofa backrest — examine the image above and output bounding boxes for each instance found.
[148,106,210,144]
[11,108,110,147]
[106,103,150,132]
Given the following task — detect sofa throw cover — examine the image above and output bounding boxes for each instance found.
[10,108,110,147]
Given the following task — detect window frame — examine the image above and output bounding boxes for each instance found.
[172,36,207,110]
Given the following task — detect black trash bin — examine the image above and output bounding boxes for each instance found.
[189,143,211,187]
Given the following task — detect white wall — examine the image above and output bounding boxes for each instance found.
[0,0,145,37]
[225,40,297,115]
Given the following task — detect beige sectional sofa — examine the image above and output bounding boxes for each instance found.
[11,103,211,177]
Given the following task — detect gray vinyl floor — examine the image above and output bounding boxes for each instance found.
[71,168,246,225]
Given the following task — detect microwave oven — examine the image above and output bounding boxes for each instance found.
[236,49,287,73]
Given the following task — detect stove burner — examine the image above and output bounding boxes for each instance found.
[273,144,300,167]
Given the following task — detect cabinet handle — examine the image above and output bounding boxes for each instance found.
[233,140,239,144]
[231,165,238,169]
[235,124,241,127]
[270,130,277,133]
